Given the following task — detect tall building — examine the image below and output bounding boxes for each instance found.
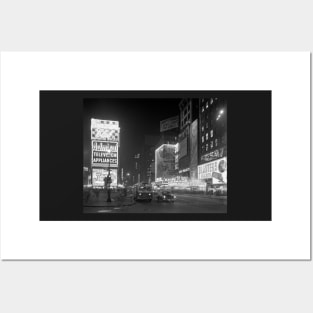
[197,97,227,189]
[177,99,199,180]
[142,135,160,183]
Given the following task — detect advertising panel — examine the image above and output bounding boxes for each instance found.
[92,168,118,187]
[198,157,227,184]
[91,119,120,142]
[178,125,189,160]
[190,119,198,179]
[91,141,118,168]
[160,115,179,132]
[178,137,187,159]
[155,144,177,179]
[201,146,227,163]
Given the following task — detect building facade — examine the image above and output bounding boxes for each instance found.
[177,99,199,180]
[197,97,227,190]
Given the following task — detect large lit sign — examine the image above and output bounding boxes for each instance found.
[198,157,227,183]
[201,146,227,163]
[155,144,177,179]
[91,119,120,141]
[92,168,118,187]
[156,176,189,183]
[91,141,118,168]
[160,115,179,132]
[190,119,198,179]
[179,137,187,159]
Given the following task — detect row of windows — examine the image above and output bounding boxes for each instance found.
[201,136,226,152]
[201,130,214,143]
[201,98,216,112]
[201,129,214,139]
[181,104,191,128]
[200,139,219,151]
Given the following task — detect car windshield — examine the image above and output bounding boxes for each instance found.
[139,186,151,191]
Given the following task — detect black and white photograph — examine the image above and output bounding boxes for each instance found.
[83,97,227,214]
[39,89,272,221]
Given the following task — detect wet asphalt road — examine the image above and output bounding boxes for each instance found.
[84,193,227,214]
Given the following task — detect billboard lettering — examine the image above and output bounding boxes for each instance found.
[198,157,227,183]
[91,141,118,168]
[201,146,227,163]
[160,116,179,132]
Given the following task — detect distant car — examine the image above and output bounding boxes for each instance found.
[134,187,153,202]
[157,191,176,203]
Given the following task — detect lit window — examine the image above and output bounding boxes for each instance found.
[206,133,208,140]
[210,130,213,137]
[215,139,218,146]
[206,102,209,109]
[202,107,204,112]
[202,136,204,143]
[210,141,213,148]
[201,126,204,132]
[206,144,208,151]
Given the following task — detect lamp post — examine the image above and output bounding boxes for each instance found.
[106,149,112,202]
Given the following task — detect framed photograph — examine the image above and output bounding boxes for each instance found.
[0,52,310,259]
[40,90,270,221]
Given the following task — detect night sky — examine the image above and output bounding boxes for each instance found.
[83,98,182,172]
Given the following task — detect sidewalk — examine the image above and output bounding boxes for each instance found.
[83,190,135,207]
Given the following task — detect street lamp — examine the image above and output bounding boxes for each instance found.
[106,149,112,202]
[216,109,224,121]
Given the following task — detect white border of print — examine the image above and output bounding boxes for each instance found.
[0,52,310,260]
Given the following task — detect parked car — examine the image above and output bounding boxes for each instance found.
[157,191,176,203]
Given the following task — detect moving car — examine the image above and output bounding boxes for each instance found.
[157,191,176,203]
[134,183,153,202]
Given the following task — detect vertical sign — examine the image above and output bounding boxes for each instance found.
[190,119,198,180]
[91,119,120,187]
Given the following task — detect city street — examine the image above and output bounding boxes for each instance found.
[83,97,228,218]
[84,193,226,214]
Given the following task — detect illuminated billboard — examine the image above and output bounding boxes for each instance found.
[189,119,198,179]
[155,144,177,179]
[91,119,120,142]
[178,126,189,160]
[198,157,227,184]
[92,168,118,187]
[160,115,179,132]
[201,146,227,163]
[179,137,187,159]
[91,141,118,168]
